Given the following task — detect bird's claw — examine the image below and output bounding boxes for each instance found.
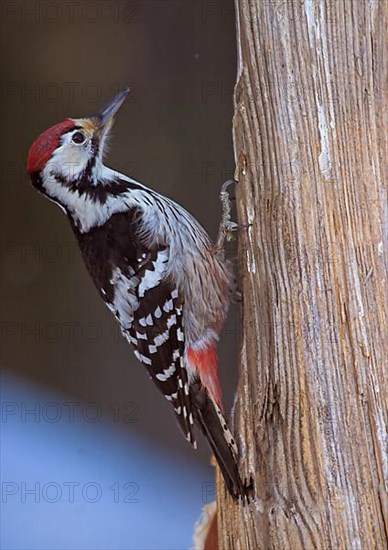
[231,475,255,505]
[216,179,240,259]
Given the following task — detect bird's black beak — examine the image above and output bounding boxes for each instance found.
[96,87,129,129]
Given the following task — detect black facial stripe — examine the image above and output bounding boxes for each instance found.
[50,172,152,204]
[50,170,154,205]
[82,138,99,182]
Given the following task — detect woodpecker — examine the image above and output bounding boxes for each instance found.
[27,88,247,499]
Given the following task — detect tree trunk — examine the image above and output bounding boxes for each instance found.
[218,1,387,548]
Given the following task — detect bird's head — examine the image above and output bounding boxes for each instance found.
[27,88,129,206]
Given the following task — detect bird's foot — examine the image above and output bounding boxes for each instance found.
[240,475,255,506]
[216,179,251,261]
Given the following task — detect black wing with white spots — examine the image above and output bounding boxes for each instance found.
[73,210,195,447]
[127,258,195,448]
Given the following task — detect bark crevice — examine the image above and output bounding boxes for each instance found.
[217,2,388,548]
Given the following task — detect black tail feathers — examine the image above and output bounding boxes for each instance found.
[190,381,253,501]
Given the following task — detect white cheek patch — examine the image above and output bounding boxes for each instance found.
[49,136,92,180]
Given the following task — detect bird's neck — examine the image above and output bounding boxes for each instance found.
[40,162,132,233]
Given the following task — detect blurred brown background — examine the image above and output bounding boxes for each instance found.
[1,1,237,546]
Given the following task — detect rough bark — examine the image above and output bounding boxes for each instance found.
[218,1,387,548]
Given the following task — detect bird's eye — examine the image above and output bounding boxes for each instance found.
[72,131,86,144]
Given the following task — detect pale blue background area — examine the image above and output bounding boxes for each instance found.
[1,371,215,549]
